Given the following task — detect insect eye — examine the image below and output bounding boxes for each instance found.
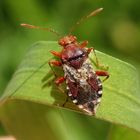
[62,41,65,45]
[59,40,65,46]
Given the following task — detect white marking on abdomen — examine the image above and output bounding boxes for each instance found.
[78,105,83,109]
[98,90,102,94]
[73,99,78,103]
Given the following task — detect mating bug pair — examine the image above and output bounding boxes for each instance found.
[21,8,109,115]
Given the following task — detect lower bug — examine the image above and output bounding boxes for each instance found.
[21,8,109,115]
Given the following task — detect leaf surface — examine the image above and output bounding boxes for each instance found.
[0,41,140,139]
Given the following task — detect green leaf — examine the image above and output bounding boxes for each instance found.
[0,100,110,140]
[0,41,140,140]
[108,125,140,140]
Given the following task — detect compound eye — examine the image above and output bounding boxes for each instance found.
[59,40,65,46]
[62,41,65,45]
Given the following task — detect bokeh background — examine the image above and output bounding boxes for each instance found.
[0,0,140,137]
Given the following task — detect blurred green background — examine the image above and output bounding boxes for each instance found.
[0,0,140,137]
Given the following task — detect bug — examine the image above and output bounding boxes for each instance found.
[21,8,109,115]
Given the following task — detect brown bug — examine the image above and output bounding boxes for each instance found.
[21,8,109,115]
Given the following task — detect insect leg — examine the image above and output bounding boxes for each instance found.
[55,77,65,85]
[88,47,109,71]
[95,70,109,82]
[87,47,100,67]
[54,76,69,106]
[80,40,88,48]
[50,50,61,58]
[45,62,65,95]
[49,60,62,66]
[55,77,66,94]
[42,60,62,85]
[48,60,62,77]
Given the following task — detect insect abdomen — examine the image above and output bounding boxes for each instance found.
[63,59,103,115]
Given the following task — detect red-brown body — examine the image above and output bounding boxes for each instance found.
[49,35,109,115]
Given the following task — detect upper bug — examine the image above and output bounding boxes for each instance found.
[21,8,109,115]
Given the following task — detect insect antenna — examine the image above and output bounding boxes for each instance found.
[69,8,103,34]
[20,23,61,37]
